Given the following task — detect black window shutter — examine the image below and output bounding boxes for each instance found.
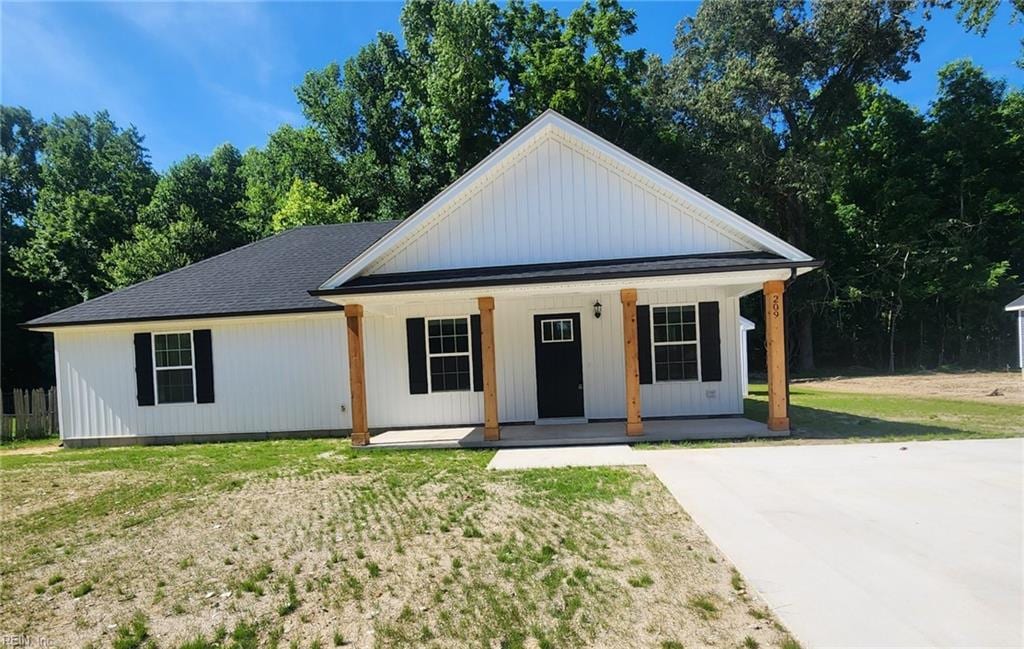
[698,301,722,382]
[133,333,155,406]
[193,329,215,403]
[636,305,653,384]
[470,314,483,392]
[406,318,428,394]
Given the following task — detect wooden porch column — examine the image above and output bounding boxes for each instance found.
[346,304,369,446]
[478,297,500,441]
[763,281,790,431]
[620,288,643,436]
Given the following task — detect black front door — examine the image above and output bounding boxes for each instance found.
[534,313,584,418]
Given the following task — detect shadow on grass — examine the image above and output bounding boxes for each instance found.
[744,386,1021,442]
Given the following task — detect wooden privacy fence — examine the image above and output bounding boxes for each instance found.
[1,388,58,442]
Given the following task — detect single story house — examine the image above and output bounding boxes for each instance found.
[25,110,821,448]
[1008,295,1024,377]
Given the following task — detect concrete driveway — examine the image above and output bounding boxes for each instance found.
[641,439,1024,648]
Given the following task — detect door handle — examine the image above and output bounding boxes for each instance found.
[578,383,583,390]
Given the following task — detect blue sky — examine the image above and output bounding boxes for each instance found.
[3,1,1021,170]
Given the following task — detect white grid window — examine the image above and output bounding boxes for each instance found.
[427,317,471,392]
[153,332,195,404]
[652,305,699,382]
[540,318,574,343]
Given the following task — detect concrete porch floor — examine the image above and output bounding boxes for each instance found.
[364,417,776,449]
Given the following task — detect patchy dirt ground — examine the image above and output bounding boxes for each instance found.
[0,440,62,456]
[794,371,1024,404]
[0,441,797,648]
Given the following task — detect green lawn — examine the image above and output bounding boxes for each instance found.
[0,440,797,649]
[4,381,1014,646]
[745,383,1024,441]
[0,436,60,450]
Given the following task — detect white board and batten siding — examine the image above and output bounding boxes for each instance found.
[367,131,753,276]
[55,288,742,440]
[362,287,744,428]
[54,314,351,440]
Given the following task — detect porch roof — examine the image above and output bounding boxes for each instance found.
[312,252,823,296]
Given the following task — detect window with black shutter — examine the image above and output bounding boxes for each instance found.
[651,305,700,382]
[153,332,195,404]
[426,317,472,392]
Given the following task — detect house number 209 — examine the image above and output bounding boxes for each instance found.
[771,294,781,319]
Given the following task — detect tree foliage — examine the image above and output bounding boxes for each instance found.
[13,111,157,304]
[271,179,358,232]
[954,0,1024,66]
[101,144,248,287]
[665,0,927,371]
[1,0,1021,388]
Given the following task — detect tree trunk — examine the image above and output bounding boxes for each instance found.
[887,307,897,374]
[917,318,925,369]
[795,312,815,373]
[887,249,910,374]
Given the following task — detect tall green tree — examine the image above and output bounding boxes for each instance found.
[101,143,247,287]
[953,0,1024,66]
[1,106,44,229]
[402,0,508,183]
[1,107,51,388]
[241,125,345,237]
[666,0,926,370]
[295,0,660,223]
[270,178,358,232]
[504,0,653,147]
[825,87,936,371]
[14,111,157,304]
[924,61,1023,365]
[296,33,424,221]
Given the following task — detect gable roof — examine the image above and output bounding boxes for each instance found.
[25,221,399,329]
[319,109,813,290]
[1007,295,1024,311]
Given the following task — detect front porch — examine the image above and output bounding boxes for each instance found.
[339,277,796,448]
[362,417,774,449]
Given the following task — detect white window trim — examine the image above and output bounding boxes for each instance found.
[152,330,197,405]
[540,318,575,343]
[650,303,701,383]
[425,315,473,393]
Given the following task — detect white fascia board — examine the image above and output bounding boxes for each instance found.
[320,110,813,290]
[26,310,345,334]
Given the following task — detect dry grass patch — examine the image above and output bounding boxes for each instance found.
[1,439,794,648]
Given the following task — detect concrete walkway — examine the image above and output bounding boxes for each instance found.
[486,444,642,469]
[489,438,1024,648]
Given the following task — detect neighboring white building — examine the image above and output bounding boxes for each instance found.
[739,316,756,397]
[26,111,819,447]
[1007,295,1024,377]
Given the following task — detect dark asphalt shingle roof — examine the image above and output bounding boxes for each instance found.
[313,252,823,295]
[26,221,400,328]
